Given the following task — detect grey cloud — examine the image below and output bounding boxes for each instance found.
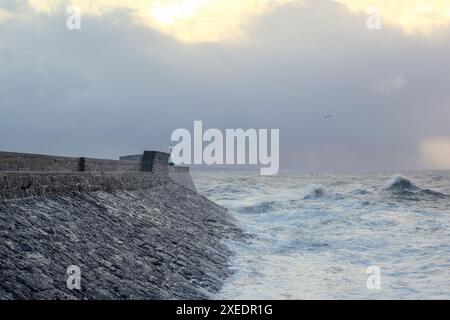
[1,0,450,170]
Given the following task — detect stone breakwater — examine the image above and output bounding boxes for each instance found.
[0,182,244,299]
[0,150,244,299]
[0,172,168,200]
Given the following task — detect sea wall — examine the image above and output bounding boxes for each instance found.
[0,150,193,199]
[0,182,243,299]
[0,172,167,200]
[0,151,162,174]
[0,151,80,172]
[81,158,141,173]
[0,150,244,299]
[119,152,197,192]
[169,166,197,192]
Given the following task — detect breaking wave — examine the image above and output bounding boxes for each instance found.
[383,175,446,199]
[303,185,327,200]
[384,175,419,191]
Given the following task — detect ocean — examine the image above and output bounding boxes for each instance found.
[192,171,450,299]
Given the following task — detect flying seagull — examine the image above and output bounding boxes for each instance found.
[323,114,333,119]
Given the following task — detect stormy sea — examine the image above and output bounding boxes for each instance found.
[193,171,450,299]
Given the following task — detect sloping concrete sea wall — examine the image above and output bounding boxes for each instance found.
[0,150,242,299]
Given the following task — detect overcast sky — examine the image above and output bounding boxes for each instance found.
[1,0,450,171]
